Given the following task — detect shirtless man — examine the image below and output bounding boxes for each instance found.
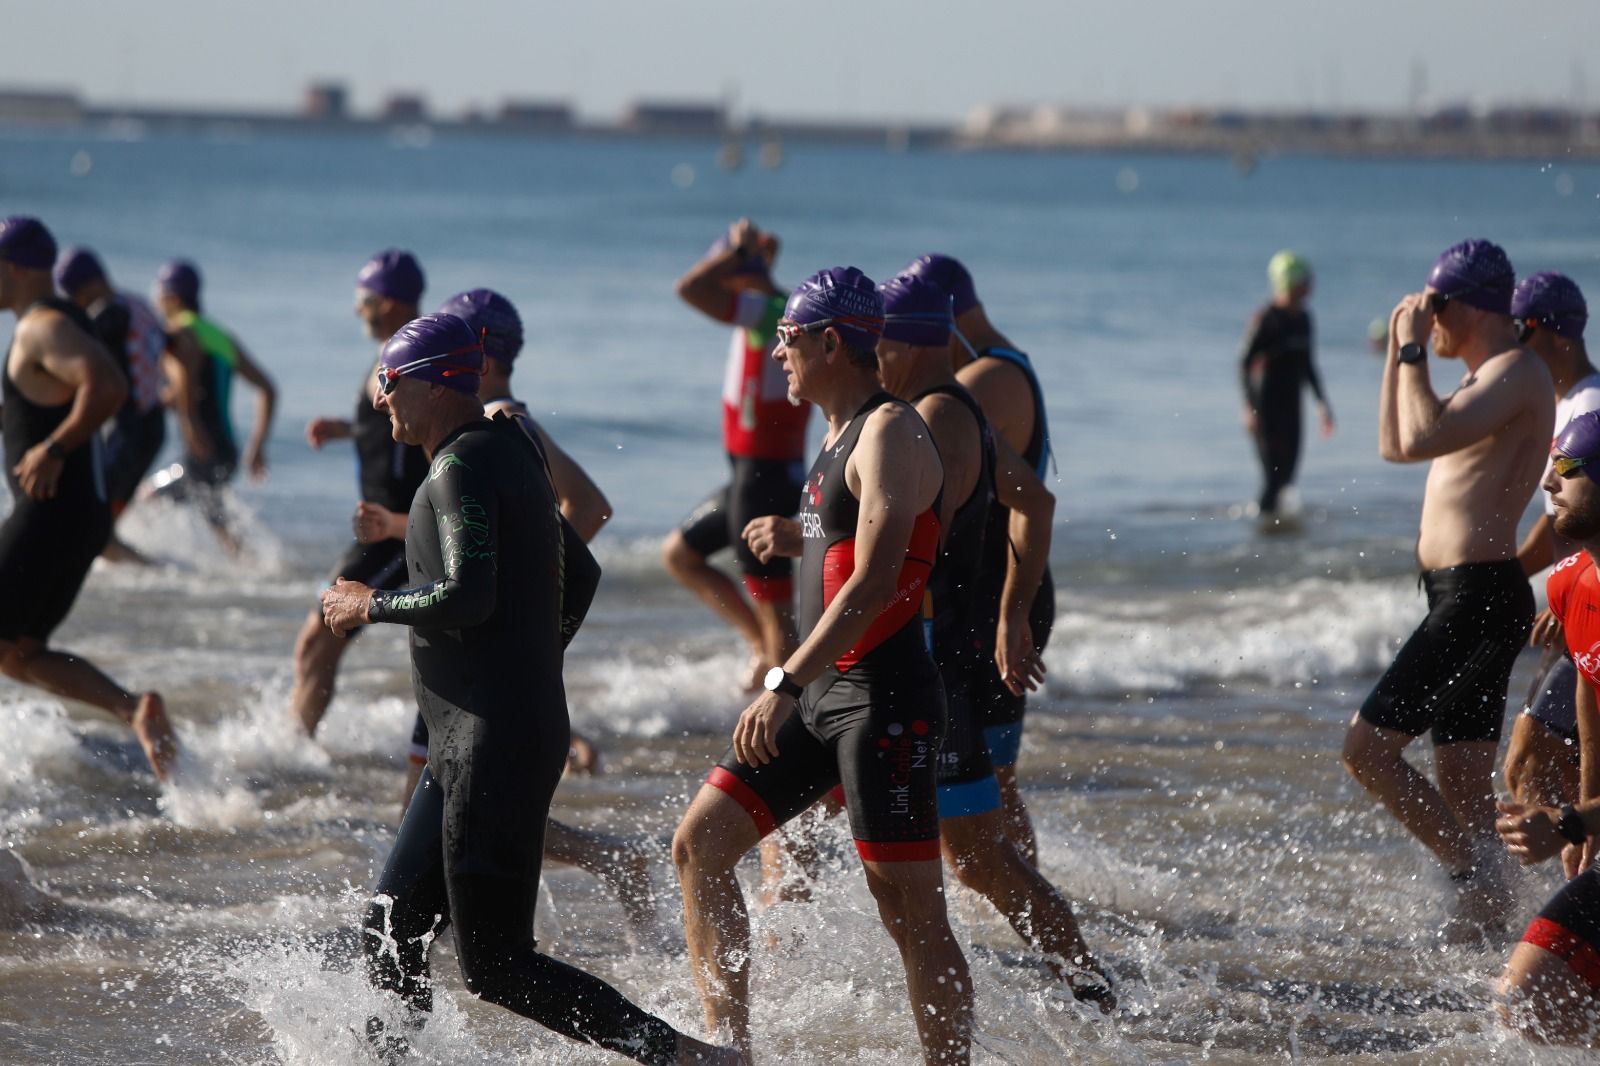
[667,221,803,690]
[1343,239,1553,933]
[0,217,175,779]
[902,253,1051,863]
[674,267,972,1064]
[1505,273,1600,811]
[1496,408,1600,1043]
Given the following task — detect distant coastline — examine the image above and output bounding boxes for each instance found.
[3,83,1598,163]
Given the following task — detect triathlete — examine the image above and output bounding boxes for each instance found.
[902,252,1050,863]
[147,259,277,554]
[53,246,167,564]
[1238,251,1335,520]
[290,249,430,737]
[673,267,973,1065]
[319,313,737,1066]
[358,287,651,935]
[666,220,805,691]
[0,217,175,779]
[1496,409,1600,1043]
[1344,239,1552,937]
[1505,272,1600,814]
[873,272,1112,1007]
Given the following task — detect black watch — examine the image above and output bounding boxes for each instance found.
[1558,804,1589,846]
[44,439,66,461]
[763,667,803,699]
[1397,342,1426,365]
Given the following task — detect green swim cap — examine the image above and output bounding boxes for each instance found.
[1268,250,1311,294]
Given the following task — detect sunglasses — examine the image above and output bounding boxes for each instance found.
[376,346,483,395]
[775,320,832,347]
[1552,453,1593,478]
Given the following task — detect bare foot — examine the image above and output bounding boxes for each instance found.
[565,731,600,775]
[100,535,153,566]
[676,1034,746,1065]
[131,693,177,781]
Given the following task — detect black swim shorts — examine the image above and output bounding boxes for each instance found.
[678,455,805,601]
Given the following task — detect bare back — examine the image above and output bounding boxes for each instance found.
[1417,348,1553,569]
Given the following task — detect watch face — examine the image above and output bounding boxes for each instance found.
[764,666,786,691]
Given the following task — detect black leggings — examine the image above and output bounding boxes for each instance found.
[364,765,678,1065]
[1253,414,1301,513]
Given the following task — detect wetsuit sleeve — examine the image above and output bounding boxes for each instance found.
[368,457,499,629]
[1240,311,1268,405]
[1301,314,1328,405]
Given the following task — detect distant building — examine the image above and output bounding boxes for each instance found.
[0,88,81,124]
[304,83,348,120]
[498,100,574,130]
[622,100,724,136]
[383,94,428,122]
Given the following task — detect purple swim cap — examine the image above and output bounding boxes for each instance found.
[1513,272,1587,339]
[378,313,484,395]
[1554,410,1600,482]
[1427,239,1515,316]
[784,266,884,353]
[438,289,524,365]
[879,273,953,347]
[902,253,979,317]
[54,246,106,295]
[358,249,425,306]
[157,260,201,307]
[0,216,58,270]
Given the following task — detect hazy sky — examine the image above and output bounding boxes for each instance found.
[4,0,1598,122]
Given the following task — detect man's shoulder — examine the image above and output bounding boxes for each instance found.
[1550,550,1597,623]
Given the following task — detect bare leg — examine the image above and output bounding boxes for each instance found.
[1503,714,1579,807]
[0,637,174,779]
[661,533,765,679]
[289,607,353,736]
[99,533,154,566]
[544,819,657,939]
[941,808,1111,1009]
[993,764,1039,867]
[860,858,973,1064]
[1499,942,1600,1044]
[566,731,600,774]
[1342,716,1475,872]
[673,786,764,1059]
[1437,739,1516,928]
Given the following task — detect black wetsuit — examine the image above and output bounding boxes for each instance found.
[970,346,1055,760]
[916,384,1003,819]
[338,379,431,598]
[361,414,674,1065]
[1241,304,1325,514]
[709,393,947,861]
[0,299,113,641]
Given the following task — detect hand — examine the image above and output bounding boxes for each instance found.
[306,417,351,450]
[320,577,374,637]
[354,501,402,544]
[1495,800,1571,866]
[1530,607,1564,650]
[12,441,65,500]
[245,446,268,482]
[1563,841,1585,880]
[742,516,800,563]
[1242,407,1259,436]
[727,217,756,256]
[732,690,796,767]
[995,613,1046,697]
[1391,293,1433,350]
[1318,405,1335,438]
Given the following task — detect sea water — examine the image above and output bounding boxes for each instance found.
[0,127,1597,1063]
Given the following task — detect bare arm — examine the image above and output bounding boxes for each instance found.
[1581,674,1600,807]
[674,218,777,322]
[1377,305,1406,462]
[11,312,127,500]
[991,433,1055,694]
[1518,513,1555,577]
[229,337,277,479]
[1394,351,1536,461]
[519,415,612,542]
[164,331,212,460]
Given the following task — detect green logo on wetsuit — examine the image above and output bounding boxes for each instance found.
[430,453,469,481]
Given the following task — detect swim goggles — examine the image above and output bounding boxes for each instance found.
[774,320,831,347]
[1551,453,1593,478]
[376,345,483,394]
